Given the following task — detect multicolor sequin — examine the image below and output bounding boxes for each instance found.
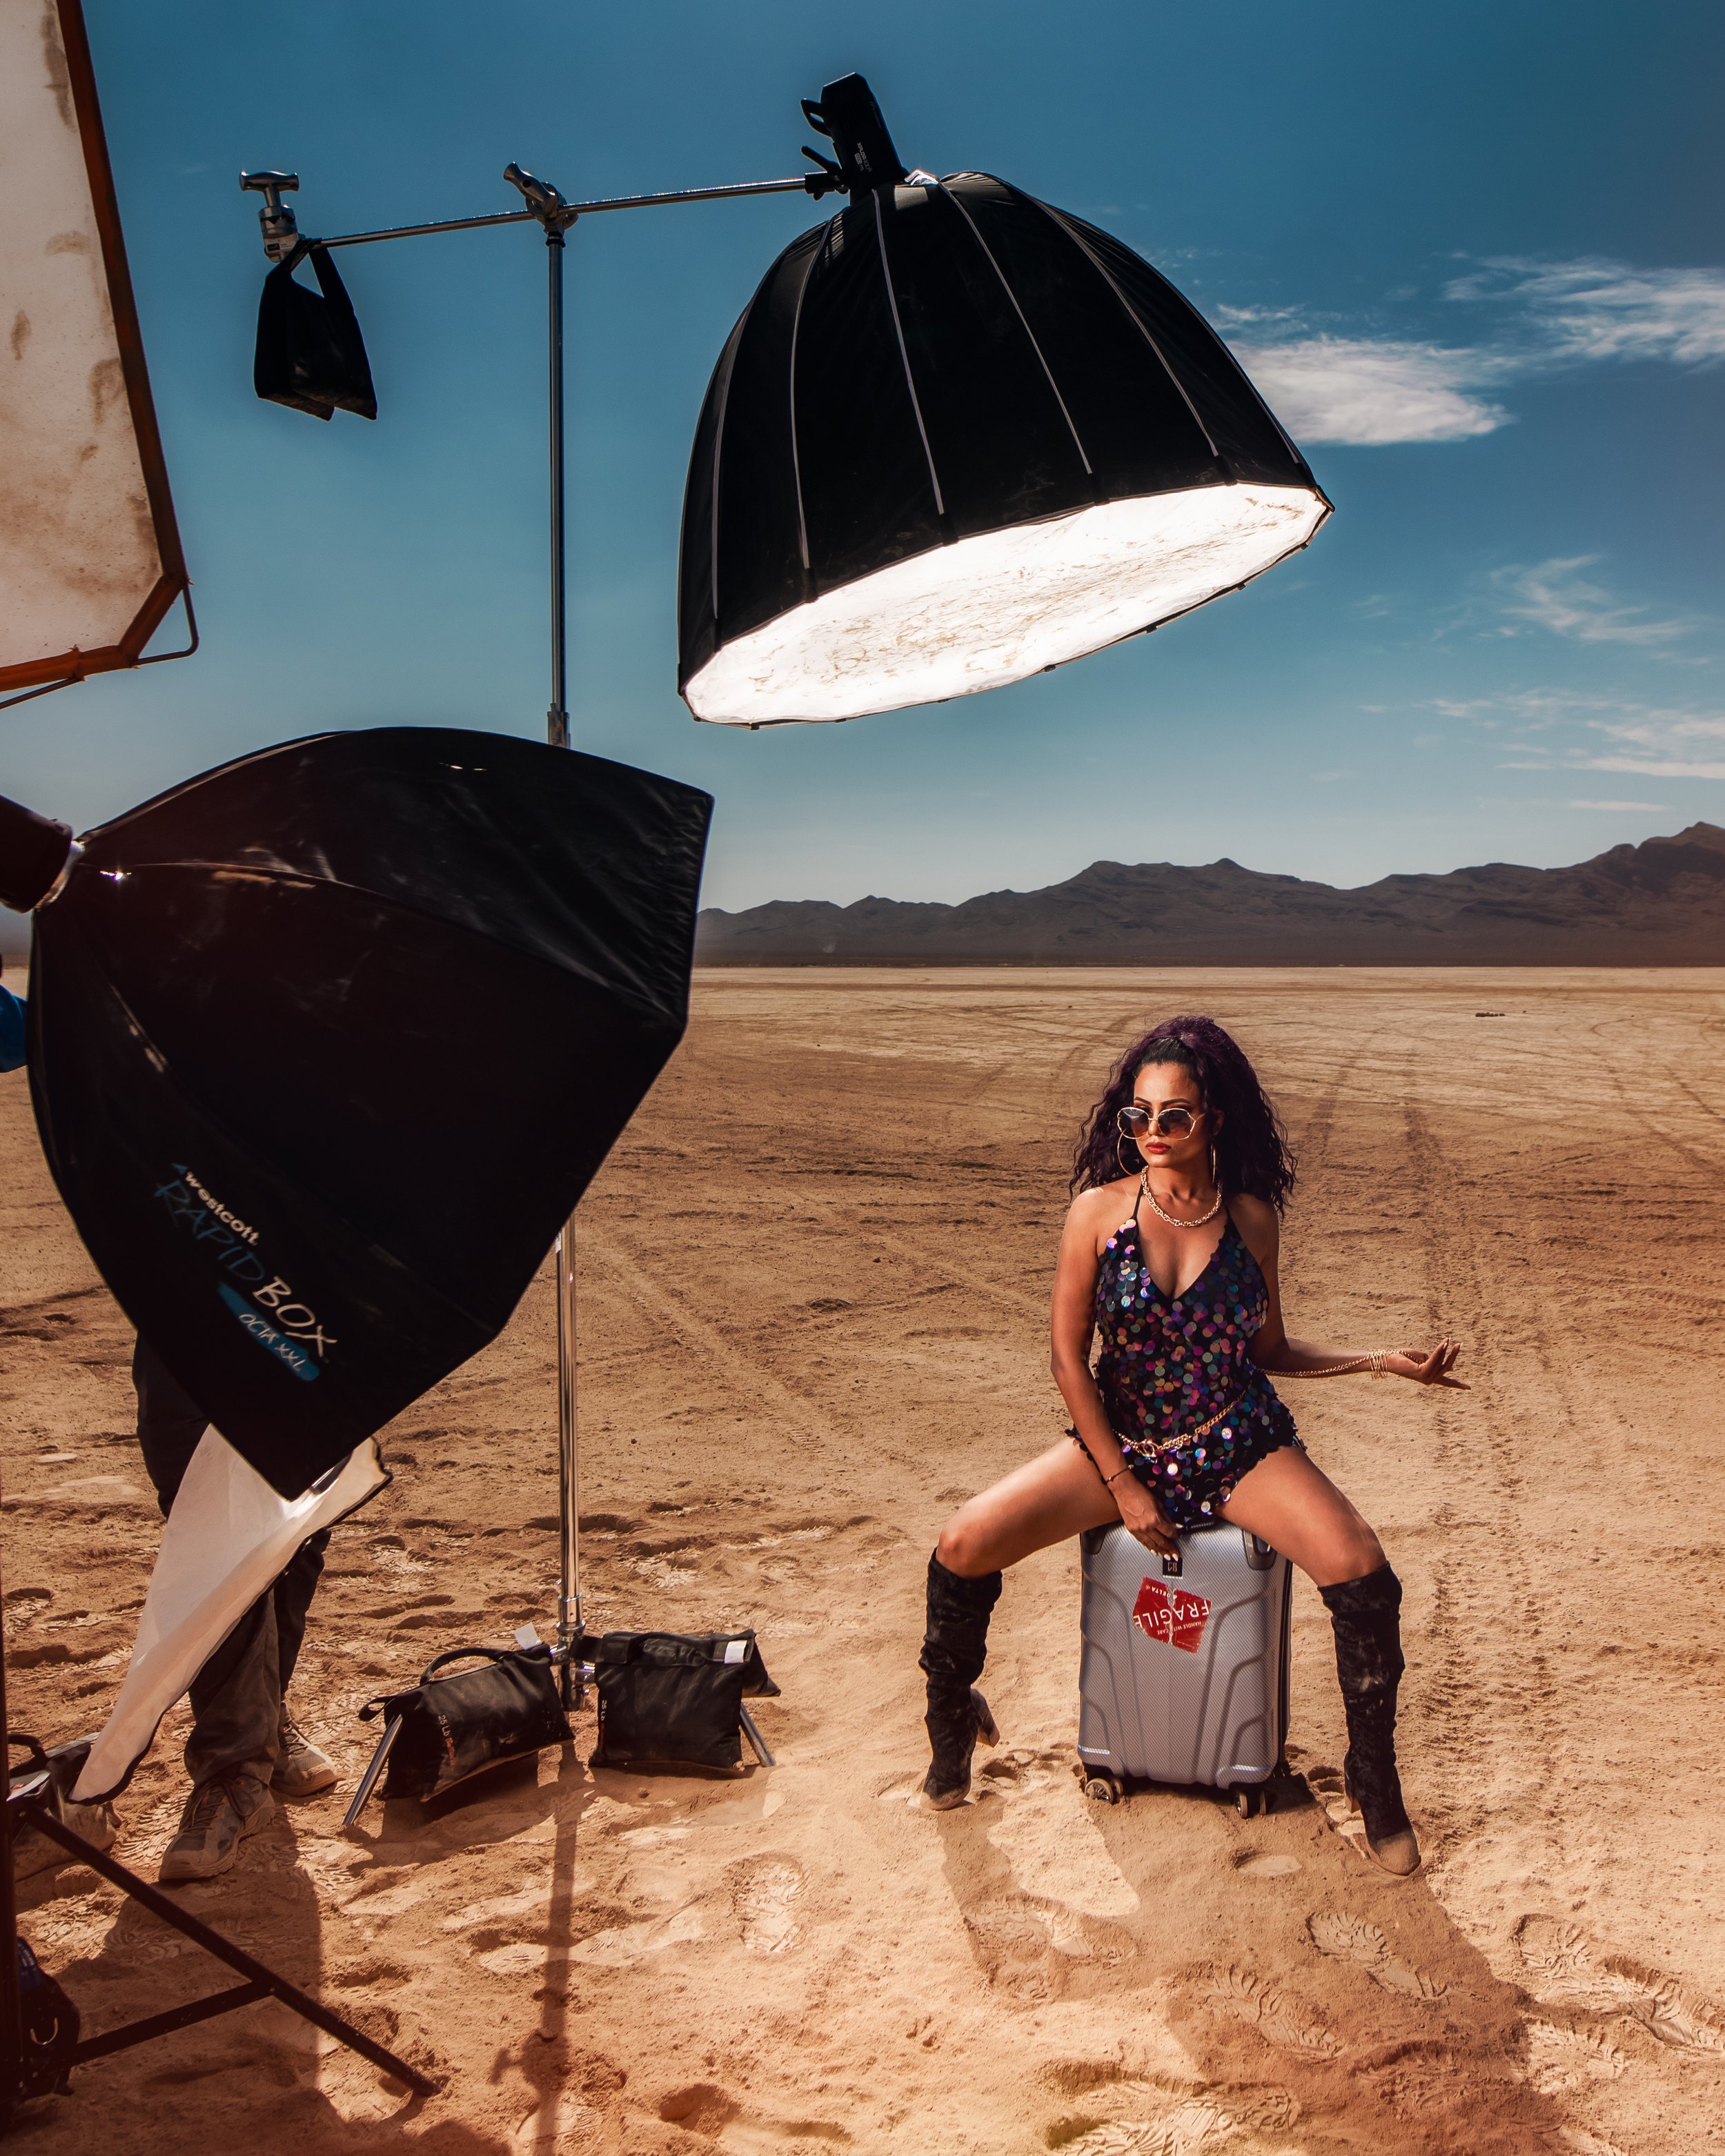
[1091,1207,1299,1528]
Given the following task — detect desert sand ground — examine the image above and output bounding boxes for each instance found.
[3,967,1725,2156]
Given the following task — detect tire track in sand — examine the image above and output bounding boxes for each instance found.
[575,1218,849,1454]
[1392,1059,1566,1849]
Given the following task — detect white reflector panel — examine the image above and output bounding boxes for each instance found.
[0,0,188,697]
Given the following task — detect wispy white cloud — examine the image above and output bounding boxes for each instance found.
[1448,257,1725,368]
[1426,691,1725,782]
[1221,253,1725,446]
[1227,336,1508,445]
[1567,798,1670,811]
[1581,711,1725,779]
[1492,557,1698,646]
[1583,756,1725,779]
[1592,713,1725,747]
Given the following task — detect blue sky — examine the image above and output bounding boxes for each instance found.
[8,0,1724,910]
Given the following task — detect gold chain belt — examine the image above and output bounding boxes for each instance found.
[1123,1388,1250,1458]
[1071,1389,1254,1481]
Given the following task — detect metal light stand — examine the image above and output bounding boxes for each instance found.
[238,157,838,1705]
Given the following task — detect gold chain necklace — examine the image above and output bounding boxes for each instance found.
[1140,1168,1223,1229]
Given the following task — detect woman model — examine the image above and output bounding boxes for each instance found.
[919,1016,1465,1875]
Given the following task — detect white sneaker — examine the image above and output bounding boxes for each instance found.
[273,1710,337,1799]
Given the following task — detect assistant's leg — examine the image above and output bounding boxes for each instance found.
[270,1527,328,1692]
[133,1338,284,1788]
[921,1441,1121,1809]
[270,1527,338,1797]
[1221,1443,1419,1876]
[134,1338,279,1878]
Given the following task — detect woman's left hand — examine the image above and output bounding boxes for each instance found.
[1394,1338,1469,1389]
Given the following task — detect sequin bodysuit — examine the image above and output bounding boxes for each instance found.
[1091,1192,1299,1527]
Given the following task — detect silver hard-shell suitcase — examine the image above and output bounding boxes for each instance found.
[1076,1521,1291,1817]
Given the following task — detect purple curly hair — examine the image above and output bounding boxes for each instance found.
[1070,1014,1297,1211]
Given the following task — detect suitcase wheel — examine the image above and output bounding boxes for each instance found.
[1081,1772,1123,1806]
[1233,1785,1268,1819]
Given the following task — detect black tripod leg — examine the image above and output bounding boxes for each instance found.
[23,1812,437,2095]
[70,1981,268,2062]
[1,1550,27,2128]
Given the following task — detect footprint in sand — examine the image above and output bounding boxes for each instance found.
[1524,2019,1628,2096]
[512,2099,604,2149]
[727,1854,805,1954]
[1201,1965,1343,2059]
[1302,1763,1368,1848]
[656,2083,740,2133]
[1054,2097,1263,2155]
[479,1903,707,1976]
[440,1879,565,1933]
[341,1882,426,1921]
[1517,1915,1725,2057]
[1558,2133,1632,2156]
[967,1894,1136,2001]
[1306,1911,1446,2001]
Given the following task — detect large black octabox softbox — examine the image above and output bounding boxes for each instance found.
[21,729,711,1498]
[679,77,1330,726]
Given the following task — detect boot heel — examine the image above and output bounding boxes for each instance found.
[973,1688,999,1748]
[1344,1768,1422,1877]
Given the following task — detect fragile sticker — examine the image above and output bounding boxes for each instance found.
[1132,1576,1212,1654]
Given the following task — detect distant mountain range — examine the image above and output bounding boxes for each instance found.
[696,824,1725,966]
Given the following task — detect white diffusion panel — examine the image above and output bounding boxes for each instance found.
[0,1,187,695]
[72,1432,388,1803]
[685,484,1328,726]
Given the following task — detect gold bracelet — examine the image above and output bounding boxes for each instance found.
[1104,1465,1133,1485]
[1279,1350,1406,1380]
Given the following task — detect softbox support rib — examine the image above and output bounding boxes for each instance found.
[1032,197,1221,462]
[934,181,1093,478]
[871,189,945,519]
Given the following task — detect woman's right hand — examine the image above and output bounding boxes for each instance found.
[1113,1473,1179,1559]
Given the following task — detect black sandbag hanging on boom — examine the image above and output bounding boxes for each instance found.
[254,240,377,421]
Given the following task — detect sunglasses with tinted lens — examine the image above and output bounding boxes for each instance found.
[1117,1102,1203,1140]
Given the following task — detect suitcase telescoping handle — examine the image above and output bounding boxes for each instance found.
[1159,1532,1279,1579]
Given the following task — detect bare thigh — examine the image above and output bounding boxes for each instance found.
[1220,1444,1386,1588]
[936,1441,1119,1577]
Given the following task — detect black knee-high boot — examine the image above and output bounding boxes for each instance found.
[1319,1565,1420,1876]
[918,1553,1002,1810]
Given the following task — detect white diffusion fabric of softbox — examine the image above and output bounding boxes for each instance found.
[72,1431,386,1804]
[0,0,190,697]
